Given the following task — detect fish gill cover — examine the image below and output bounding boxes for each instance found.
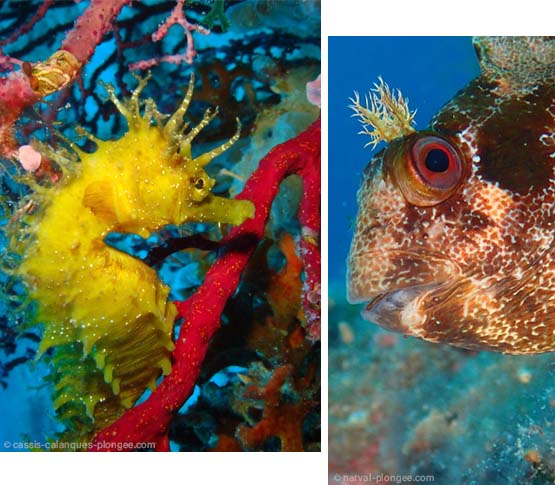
[330,37,555,483]
[0,0,320,452]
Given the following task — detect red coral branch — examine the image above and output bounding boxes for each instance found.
[89,118,321,451]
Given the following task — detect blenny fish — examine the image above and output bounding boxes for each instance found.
[347,37,555,355]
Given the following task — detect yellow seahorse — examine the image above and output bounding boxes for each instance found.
[6,72,254,442]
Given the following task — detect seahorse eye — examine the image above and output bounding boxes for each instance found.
[194,178,205,190]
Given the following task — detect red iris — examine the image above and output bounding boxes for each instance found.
[409,136,462,191]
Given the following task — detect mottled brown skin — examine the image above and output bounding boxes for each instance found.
[348,37,555,354]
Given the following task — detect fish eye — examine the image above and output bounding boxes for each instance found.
[194,177,205,190]
[410,136,462,191]
[385,133,466,207]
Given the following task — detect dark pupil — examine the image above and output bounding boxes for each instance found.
[425,148,450,172]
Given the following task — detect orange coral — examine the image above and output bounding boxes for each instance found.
[236,364,317,451]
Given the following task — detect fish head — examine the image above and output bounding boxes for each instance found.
[348,37,555,354]
[348,130,476,347]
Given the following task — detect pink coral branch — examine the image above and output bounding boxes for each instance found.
[129,53,194,71]
[130,0,209,70]
[61,0,130,64]
[89,119,321,451]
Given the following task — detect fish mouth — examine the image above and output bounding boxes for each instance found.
[361,284,438,334]
[347,249,462,334]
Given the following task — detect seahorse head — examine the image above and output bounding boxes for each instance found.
[76,73,254,238]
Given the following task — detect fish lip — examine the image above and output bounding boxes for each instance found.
[361,283,441,334]
[346,249,462,304]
